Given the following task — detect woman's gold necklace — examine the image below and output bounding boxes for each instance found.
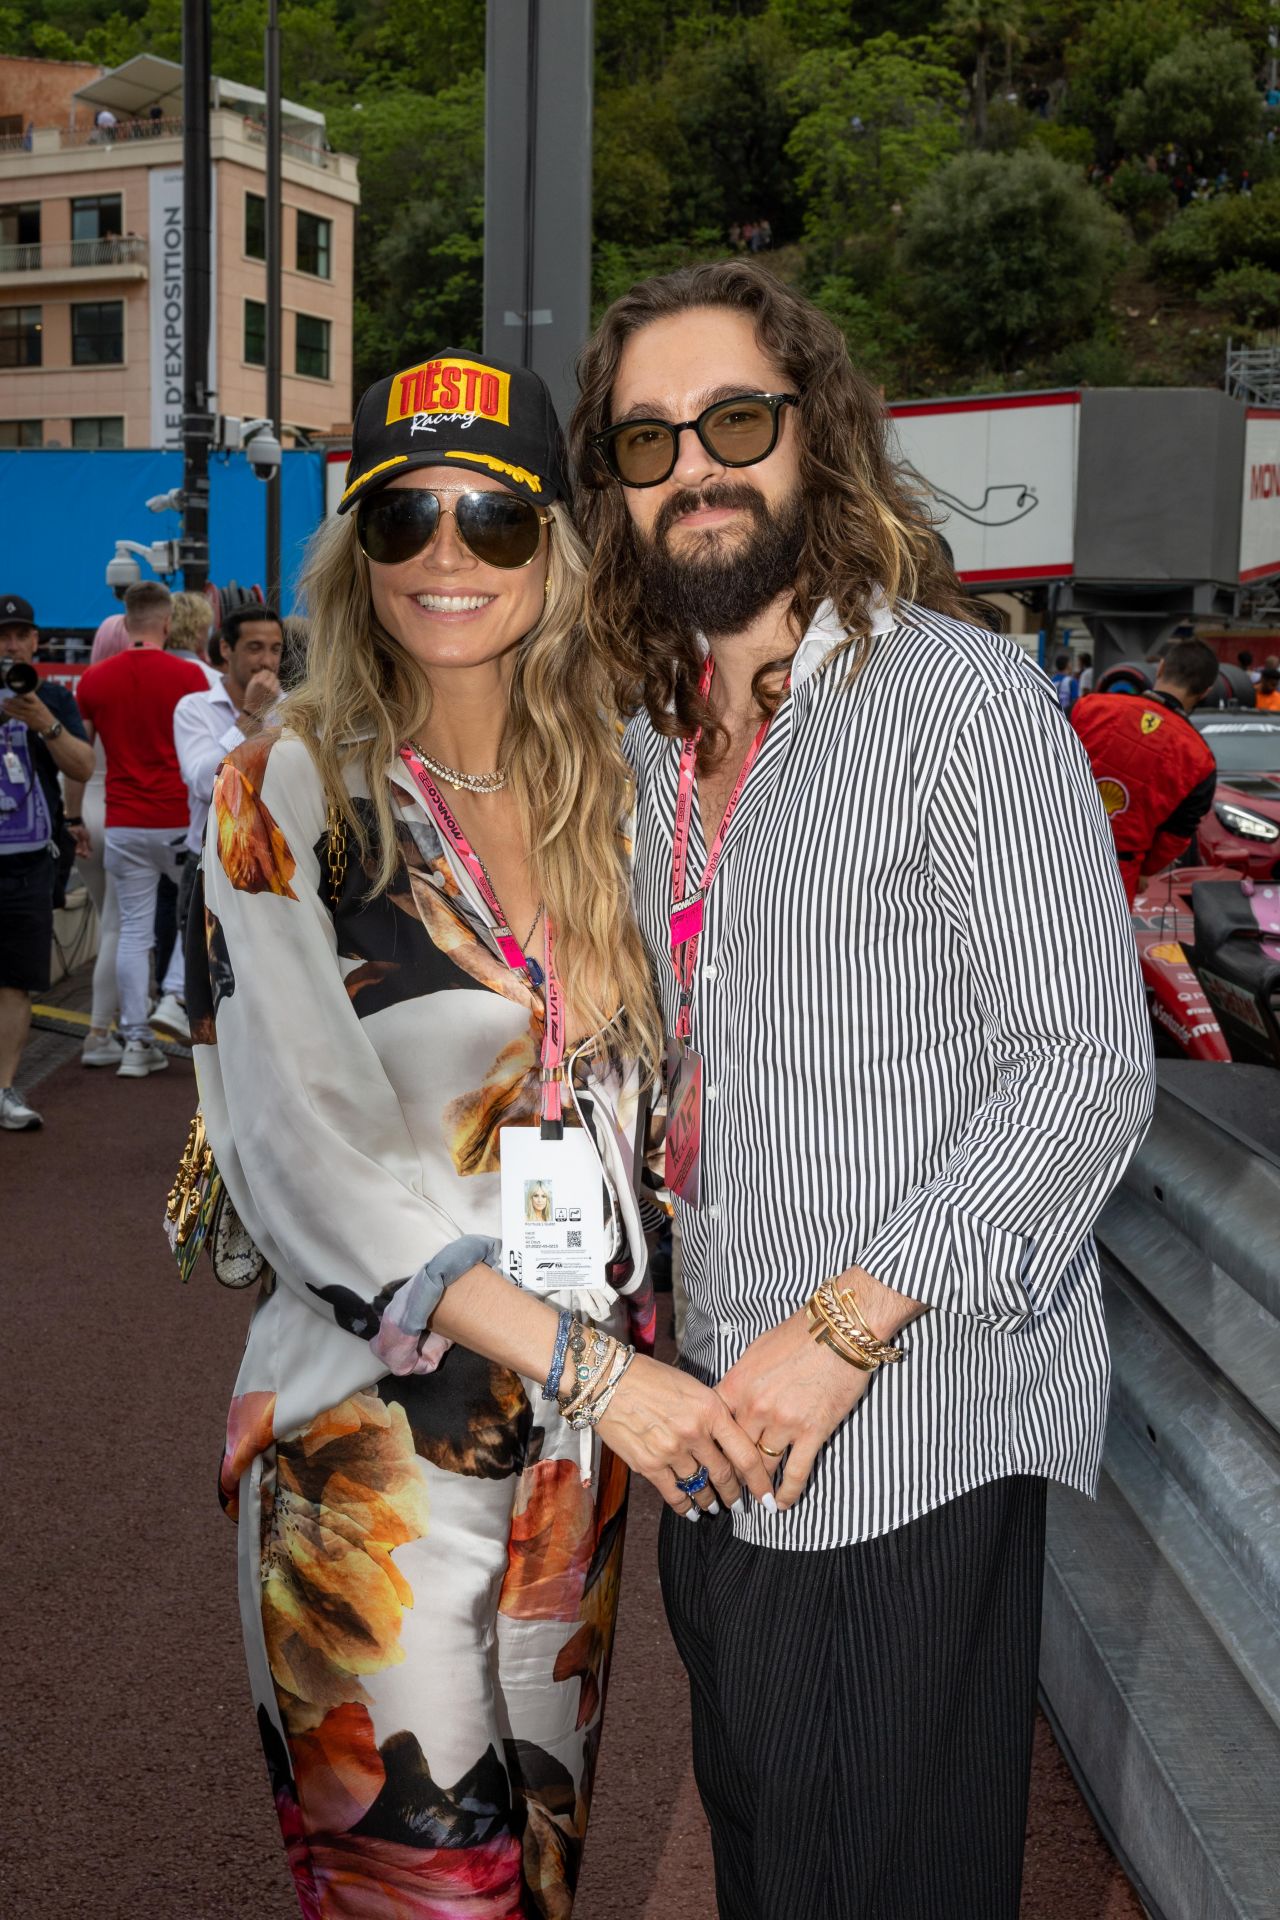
[410,739,509,794]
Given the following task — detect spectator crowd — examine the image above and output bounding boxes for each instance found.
[0,581,294,1129]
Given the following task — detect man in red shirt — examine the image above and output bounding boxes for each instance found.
[76,581,207,1074]
[1069,637,1219,905]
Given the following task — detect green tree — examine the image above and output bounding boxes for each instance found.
[902,146,1123,367]
[784,32,964,260]
[1062,0,1193,152]
[943,0,1026,147]
[1114,31,1261,174]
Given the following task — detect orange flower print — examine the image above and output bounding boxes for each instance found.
[443,1032,541,1177]
[552,1446,629,1730]
[498,1459,596,1623]
[213,751,297,897]
[291,1701,386,1837]
[264,1392,430,1728]
[219,1389,276,1519]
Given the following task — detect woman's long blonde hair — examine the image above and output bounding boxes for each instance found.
[284,502,661,1072]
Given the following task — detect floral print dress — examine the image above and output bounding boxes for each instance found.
[190,730,655,1920]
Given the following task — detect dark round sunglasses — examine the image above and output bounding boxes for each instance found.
[592,391,798,488]
[357,486,552,570]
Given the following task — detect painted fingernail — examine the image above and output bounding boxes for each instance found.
[762,1493,779,1514]
[683,1506,701,1522]
[731,1492,745,1510]
[707,1499,721,1515]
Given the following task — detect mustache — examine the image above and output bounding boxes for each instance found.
[653,483,769,544]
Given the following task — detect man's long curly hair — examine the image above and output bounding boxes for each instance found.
[570,260,978,763]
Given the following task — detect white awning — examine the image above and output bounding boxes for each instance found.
[72,54,325,135]
[73,54,184,118]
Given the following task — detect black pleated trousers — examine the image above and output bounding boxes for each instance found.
[658,1475,1047,1920]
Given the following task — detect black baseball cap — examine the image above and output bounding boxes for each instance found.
[337,352,570,515]
[0,593,35,630]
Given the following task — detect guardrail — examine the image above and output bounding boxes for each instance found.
[0,235,148,273]
[1041,1060,1280,1920]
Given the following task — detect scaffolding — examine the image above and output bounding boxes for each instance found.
[1225,335,1280,407]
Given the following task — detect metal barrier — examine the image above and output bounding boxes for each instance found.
[1041,1061,1280,1920]
[0,236,148,273]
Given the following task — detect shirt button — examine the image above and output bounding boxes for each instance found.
[703,963,719,981]
[707,1204,722,1221]
[705,1084,718,1102]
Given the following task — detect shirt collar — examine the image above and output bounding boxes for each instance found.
[690,592,897,697]
[790,594,895,690]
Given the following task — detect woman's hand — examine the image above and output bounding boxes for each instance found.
[595,1353,777,1519]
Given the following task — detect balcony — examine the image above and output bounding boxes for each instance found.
[0,234,149,288]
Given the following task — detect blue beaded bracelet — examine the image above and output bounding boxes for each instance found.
[542,1308,574,1403]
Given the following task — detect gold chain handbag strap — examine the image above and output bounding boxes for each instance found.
[324,803,348,913]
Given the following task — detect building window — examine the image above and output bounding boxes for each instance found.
[0,419,41,447]
[71,416,124,450]
[295,312,330,380]
[71,300,124,365]
[296,210,331,279]
[244,298,266,366]
[71,194,123,242]
[0,305,42,368]
[245,192,266,261]
[0,203,40,268]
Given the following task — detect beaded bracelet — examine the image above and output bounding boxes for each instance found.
[541,1308,574,1404]
[560,1333,618,1422]
[565,1341,636,1431]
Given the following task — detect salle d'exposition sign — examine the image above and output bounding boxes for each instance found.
[147,167,217,450]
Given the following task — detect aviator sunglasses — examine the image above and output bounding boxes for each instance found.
[356,485,553,570]
[592,391,798,488]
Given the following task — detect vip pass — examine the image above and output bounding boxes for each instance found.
[805,1277,904,1373]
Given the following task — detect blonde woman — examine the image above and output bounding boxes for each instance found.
[189,355,771,1916]
[167,587,219,681]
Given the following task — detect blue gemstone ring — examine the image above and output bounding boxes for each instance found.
[674,1465,710,1498]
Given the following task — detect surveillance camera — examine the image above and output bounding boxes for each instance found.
[106,550,142,599]
[247,428,282,482]
[146,487,185,514]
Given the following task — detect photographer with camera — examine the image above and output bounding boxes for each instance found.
[0,593,94,1131]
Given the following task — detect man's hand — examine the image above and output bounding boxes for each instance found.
[70,823,92,860]
[715,1264,924,1511]
[1,691,55,733]
[240,669,281,723]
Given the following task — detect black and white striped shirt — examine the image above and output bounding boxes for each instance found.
[625,600,1155,1549]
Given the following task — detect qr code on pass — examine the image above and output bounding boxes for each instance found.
[567,1231,582,1249]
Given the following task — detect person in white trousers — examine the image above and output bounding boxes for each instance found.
[64,615,129,1066]
[74,583,207,1075]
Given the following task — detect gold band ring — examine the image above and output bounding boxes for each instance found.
[757,1440,784,1458]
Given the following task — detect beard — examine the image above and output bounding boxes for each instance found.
[632,481,805,638]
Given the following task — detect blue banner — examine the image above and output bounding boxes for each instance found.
[0,448,325,628]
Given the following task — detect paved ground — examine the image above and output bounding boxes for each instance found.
[3,974,1145,1918]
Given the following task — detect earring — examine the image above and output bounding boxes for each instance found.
[543,574,552,602]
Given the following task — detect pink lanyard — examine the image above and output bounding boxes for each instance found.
[399,745,565,1129]
[669,657,775,1042]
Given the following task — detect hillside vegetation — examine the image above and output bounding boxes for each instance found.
[3,0,1276,399]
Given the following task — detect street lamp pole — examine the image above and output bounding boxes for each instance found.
[265,0,283,611]
[180,0,212,590]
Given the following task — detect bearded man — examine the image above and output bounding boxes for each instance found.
[571,262,1155,1920]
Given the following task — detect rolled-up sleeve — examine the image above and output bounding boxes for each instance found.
[856,682,1155,1327]
[192,735,485,1366]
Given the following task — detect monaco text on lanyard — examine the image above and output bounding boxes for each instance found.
[665,655,779,1206]
[399,744,565,1133]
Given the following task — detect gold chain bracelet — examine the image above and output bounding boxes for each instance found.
[805,1278,904,1372]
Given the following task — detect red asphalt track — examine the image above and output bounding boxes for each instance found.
[3,1052,1144,1918]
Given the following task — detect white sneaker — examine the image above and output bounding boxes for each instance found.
[116,1041,169,1078]
[150,993,191,1045]
[0,1085,42,1129]
[82,1030,125,1068]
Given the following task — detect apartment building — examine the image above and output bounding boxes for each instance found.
[0,53,359,450]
